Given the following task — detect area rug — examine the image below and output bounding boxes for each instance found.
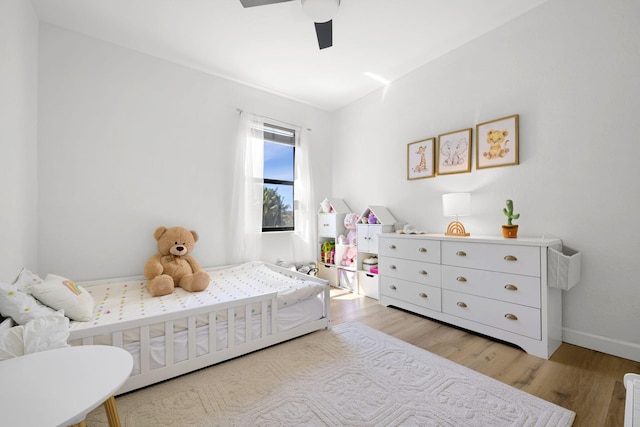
[87,321,575,426]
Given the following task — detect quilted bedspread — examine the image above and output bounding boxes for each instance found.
[69,261,325,332]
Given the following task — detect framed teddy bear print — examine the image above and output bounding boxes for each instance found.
[437,128,472,175]
[476,114,519,169]
[407,138,435,180]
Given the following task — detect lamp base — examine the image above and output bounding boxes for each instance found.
[445,221,470,237]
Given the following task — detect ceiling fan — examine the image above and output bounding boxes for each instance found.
[239,0,341,50]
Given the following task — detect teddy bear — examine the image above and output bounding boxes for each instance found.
[143,226,210,297]
[337,213,359,245]
[483,129,510,159]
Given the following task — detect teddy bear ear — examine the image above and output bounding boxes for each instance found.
[503,130,509,136]
[190,230,199,243]
[153,226,167,241]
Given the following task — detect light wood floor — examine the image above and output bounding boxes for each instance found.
[329,288,639,427]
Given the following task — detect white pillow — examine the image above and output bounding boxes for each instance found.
[30,275,94,322]
[13,267,44,293]
[0,282,57,324]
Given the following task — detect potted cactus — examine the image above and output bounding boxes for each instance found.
[502,199,520,238]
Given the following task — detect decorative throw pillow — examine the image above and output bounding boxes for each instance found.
[0,282,56,325]
[30,275,94,322]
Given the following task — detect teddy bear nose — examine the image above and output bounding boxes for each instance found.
[176,246,185,252]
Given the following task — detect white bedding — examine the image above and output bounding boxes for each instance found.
[69,261,325,340]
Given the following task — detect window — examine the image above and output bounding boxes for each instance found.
[262,123,295,232]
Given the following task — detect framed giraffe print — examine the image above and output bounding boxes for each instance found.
[407,138,435,180]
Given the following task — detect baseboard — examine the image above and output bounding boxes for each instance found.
[563,327,640,363]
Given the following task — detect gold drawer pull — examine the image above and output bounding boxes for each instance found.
[504,284,518,291]
[456,276,467,282]
[389,244,397,249]
[456,302,467,308]
[390,265,397,270]
[456,251,467,257]
[504,255,518,261]
[504,313,518,320]
[419,292,428,298]
[390,285,397,290]
[419,270,428,276]
[418,247,428,253]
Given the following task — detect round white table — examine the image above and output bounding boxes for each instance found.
[0,345,133,427]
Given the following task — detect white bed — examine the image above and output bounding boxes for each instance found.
[68,261,330,395]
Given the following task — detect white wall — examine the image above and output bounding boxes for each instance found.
[331,0,640,361]
[0,1,39,282]
[29,0,640,361]
[38,24,333,281]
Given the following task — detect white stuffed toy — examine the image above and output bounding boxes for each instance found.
[319,198,331,213]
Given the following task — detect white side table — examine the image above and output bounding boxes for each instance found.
[0,345,133,427]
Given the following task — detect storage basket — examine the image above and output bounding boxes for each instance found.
[362,256,378,272]
[548,245,581,290]
[338,269,357,292]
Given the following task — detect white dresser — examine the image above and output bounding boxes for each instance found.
[378,233,563,359]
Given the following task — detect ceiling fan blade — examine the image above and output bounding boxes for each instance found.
[314,20,332,49]
[239,0,294,7]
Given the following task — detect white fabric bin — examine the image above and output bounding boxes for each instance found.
[338,268,357,292]
[548,245,581,290]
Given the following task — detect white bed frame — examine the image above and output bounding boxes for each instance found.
[69,264,330,395]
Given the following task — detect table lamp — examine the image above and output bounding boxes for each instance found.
[443,193,471,236]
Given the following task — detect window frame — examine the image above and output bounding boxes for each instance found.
[262,123,295,233]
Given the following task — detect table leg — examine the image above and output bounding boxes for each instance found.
[103,395,122,427]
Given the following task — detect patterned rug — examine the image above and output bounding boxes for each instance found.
[87,322,575,426]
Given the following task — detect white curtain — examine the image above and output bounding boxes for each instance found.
[229,112,264,264]
[230,111,315,265]
[293,128,316,264]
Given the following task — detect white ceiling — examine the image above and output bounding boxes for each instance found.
[31,0,550,111]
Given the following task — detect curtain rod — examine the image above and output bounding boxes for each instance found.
[236,108,311,132]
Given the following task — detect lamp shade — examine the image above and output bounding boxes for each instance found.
[442,193,471,217]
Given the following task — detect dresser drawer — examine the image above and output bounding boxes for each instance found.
[379,257,441,286]
[442,290,541,339]
[441,265,541,308]
[442,241,540,277]
[380,276,442,312]
[379,237,440,263]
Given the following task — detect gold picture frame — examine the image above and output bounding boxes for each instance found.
[476,114,519,169]
[437,128,472,175]
[407,138,435,180]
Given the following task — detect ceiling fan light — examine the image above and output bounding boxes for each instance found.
[301,0,340,23]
